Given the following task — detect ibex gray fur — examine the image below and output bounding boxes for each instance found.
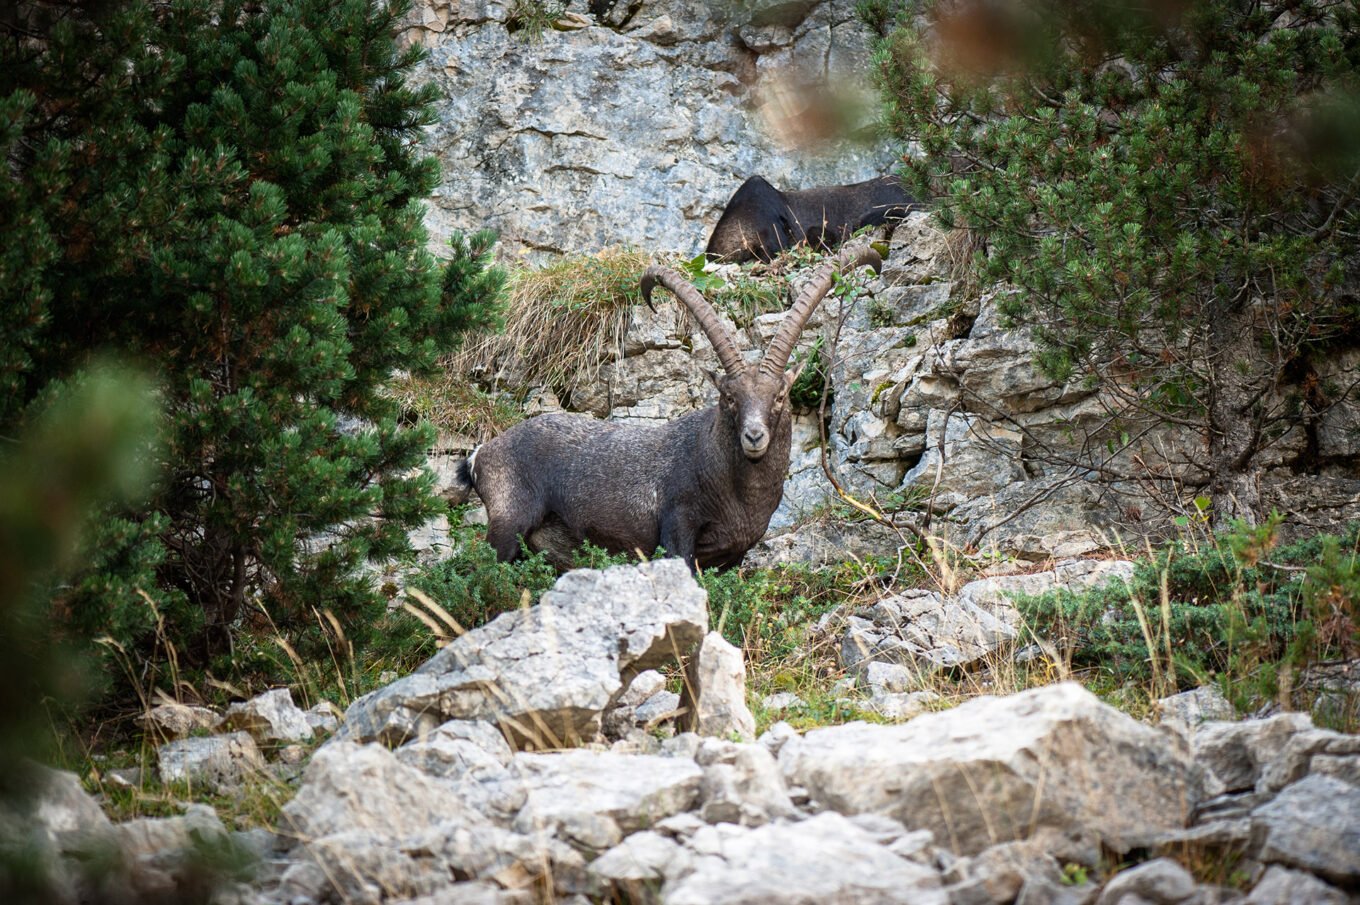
[706,174,917,263]
[455,242,883,572]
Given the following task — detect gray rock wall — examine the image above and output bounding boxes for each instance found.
[403,0,897,258]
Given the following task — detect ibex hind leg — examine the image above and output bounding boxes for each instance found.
[526,518,583,571]
[482,491,548,564]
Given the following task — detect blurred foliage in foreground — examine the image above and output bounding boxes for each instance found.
[0,362,160,786]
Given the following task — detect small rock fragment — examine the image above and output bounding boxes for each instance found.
[682,632,756,742]
[157,732,266,793]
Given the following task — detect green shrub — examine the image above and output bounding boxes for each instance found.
[407,525,560,638]
[788,337,830,410]
[874,0,1360,525]
[703,558,897,658]
[1017,520,1360,704]
[2,0,504,692]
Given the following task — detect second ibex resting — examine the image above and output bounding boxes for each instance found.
[455,242,883,572]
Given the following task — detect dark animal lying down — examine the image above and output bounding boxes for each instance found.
[705,174,918,263]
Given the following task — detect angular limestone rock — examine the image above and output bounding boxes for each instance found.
[588,830,692,899]
[138,702,222,741]
[157,732,266,793]
[304,700,343,735]
[840,561,1134,673]
[1191,713,1315,793]
[338,560,707,749]
[663,812,948,905]
[697,743,797,828]
[780,683,1196,856]
[682,632,756,742]
[1154,686,1236,729]
[1094,858,1197,905]
[395,719,515,781]
[223,687,314,744]
[1245,865,1349,905]
[282,741,486,842]
[511,749,703,837]
[114,803,227,861]
[862,689,940,721]
[1248,774,1360,887]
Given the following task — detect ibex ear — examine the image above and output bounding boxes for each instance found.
[781,360,808,398]
[703,367,723,388]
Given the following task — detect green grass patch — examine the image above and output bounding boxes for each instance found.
[1017,517,1360,716]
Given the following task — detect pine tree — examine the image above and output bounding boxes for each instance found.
[1,0,504,673]
[873,0,1360,525]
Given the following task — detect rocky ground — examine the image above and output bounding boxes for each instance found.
[9,560,1358,904]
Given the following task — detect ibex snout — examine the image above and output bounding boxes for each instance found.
[741,422,769,459]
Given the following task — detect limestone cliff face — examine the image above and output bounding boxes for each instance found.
[402,0,896,259]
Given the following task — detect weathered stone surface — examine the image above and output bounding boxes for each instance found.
[511,749,703,837]
[114,804,227,861]
[138,702,222,741]
[839,560,1135,673]
[0,767,119,905]
[634,691,682,727]
[862,689,940,720]
[588,830,692,898]
[758,721,799,758]
[396,719,515,780]
[761,691,806,713]
[1156,686,1236,729]
[338,560,707,748]
[1255,724,1360,794]
[1248,774,1360,886]
[900,411,1026,510]
[953,559,1136,627]
[780,683,1196,855]
[6,765,115,859]
[392,883,535,905]
[282,742,486,841]
[944,835,1087,905]
[300,830,458,903]
[274,741,595,903]
[696,742,797,827]
[862,659,916,694]
[1095,858,1198,905]
[748,518,905,568]
[1191,713,1315,793]
[304,700,343,735]
[1244,865,1349,905]
[406,0,892,260]
[841,588,1017,672]
[157,732,266,793]
[662,812,948,904]
[604,670,680,737]
[223,687,314,744]
[403,821,593,896]
[683,631,756,742]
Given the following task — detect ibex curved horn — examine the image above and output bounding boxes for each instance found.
[759,242,883,377]
[641,266,747,376]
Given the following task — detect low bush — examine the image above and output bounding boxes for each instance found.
[1017,518,1360,708]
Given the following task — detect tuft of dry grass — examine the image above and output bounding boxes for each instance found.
[387,374,524,444]
[447,246,654,407]
[944,225,984,299]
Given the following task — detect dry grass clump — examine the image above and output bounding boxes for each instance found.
[388,374,523,443]
[449,246,653,405]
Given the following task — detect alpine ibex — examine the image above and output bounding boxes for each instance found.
[456,242,884,571]
[706,174,917,263]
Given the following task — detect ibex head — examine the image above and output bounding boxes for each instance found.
[641,242,883,462]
